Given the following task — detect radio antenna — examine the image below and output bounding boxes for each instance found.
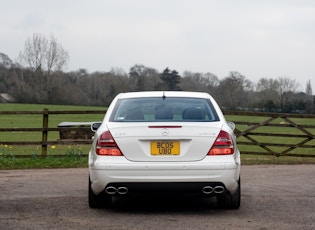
[162,91,166,100]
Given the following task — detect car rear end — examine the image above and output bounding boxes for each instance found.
[88,91,241,209]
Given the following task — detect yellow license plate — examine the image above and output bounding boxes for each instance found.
[151,141,180,155]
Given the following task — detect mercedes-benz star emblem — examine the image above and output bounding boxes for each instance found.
[161,128,169,136]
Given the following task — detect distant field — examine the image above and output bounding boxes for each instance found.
[0,103,105,156]
[0,103,315,168]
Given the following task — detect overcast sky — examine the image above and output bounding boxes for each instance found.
[1,0,315,91]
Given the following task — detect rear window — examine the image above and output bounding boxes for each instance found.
[110,97,219,122]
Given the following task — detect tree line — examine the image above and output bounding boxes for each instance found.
[0,63,314,113]
[0,33,314,113]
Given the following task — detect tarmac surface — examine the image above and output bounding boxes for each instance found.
[0,165,314,230]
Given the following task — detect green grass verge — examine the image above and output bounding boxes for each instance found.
[0,156,87,169]
[0,144,89,169]
[241,154,315,165]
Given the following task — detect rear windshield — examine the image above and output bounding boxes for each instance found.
[110,97,219,122]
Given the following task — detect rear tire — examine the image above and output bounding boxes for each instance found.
[89,177,112,208]
[217,178,241,209]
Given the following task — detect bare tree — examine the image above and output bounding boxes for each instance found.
[306,80,312,96]
[256,78,280,110]
[216,71,252,110]
[19,33,69,74]
[46,34,69,74]
[181,71,219,92]
[277,77,299,112]
[129,64,160,91]
[129,64,146,91]
[256,77,300,112]
[277,77,299,96]
[305,80,314,113]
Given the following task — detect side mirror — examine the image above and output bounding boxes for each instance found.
[227,121,235,131]
[91,122,102,132]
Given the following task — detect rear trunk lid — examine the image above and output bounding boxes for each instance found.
[107,122,222,162]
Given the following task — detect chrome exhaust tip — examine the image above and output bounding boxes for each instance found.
[202,186,214,194]
[117,187,128,195]
[105,186,117,195]
[214,186,225,194]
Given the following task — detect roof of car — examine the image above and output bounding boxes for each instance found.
[116,91,211,99]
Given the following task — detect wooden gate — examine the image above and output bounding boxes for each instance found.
[224,110,315,157]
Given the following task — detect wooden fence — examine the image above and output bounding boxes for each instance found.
[0,109,314,158]
[0,109,105,157]
[223,110,315,158]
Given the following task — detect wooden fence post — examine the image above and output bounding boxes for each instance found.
[42,108,49,156]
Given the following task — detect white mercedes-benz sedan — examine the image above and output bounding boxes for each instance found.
[88,91,241,209]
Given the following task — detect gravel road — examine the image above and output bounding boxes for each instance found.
[0,165,314,230]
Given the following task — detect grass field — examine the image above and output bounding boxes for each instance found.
[0,103,315,169]
[0,103,105,139]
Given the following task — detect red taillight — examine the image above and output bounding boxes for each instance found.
[96,131,123,156]
[208,130,234,155]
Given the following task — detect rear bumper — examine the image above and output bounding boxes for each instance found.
[103,182,228,196]
[89,157,240,195]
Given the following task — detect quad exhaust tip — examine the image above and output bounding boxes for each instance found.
[105,186,117,195]
[117,187,128,195]
[202,186,225,194]
[105,186,128,195]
